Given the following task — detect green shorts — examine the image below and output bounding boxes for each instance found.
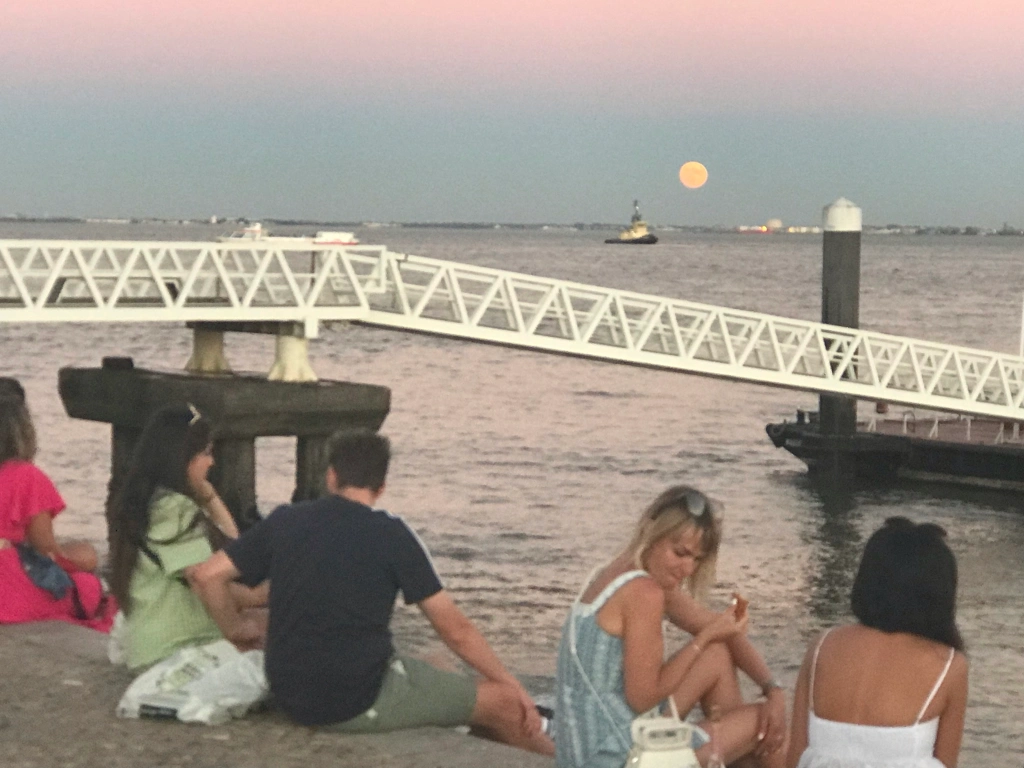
[324,655,478,733]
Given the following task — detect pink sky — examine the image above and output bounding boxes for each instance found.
[4,1,1023,113]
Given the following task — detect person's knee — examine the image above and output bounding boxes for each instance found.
[470,680,520,731]
[469,679,553,754]
[704,640,736,671]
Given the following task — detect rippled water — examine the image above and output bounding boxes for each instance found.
[3,222,1023,762]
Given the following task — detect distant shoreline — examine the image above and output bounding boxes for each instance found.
[1,215,1022,236]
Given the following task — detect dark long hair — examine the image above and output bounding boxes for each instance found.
[851,516,964,651]
[108,405,212,613]
[0,378,37,464]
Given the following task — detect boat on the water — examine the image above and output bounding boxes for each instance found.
[217,222,359,246]
[766,408,1024,491]
[605,200,658,244]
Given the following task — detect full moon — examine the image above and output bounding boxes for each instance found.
[679,161,708,189]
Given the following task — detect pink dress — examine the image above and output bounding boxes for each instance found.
[0,459,114,631]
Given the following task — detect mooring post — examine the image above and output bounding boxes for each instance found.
[820,198,862,476]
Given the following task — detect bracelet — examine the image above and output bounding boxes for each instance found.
[760,678,784,696]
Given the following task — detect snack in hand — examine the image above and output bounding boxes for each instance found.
[731,592,749,621]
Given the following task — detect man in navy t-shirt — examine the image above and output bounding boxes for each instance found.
[193,431,552,754]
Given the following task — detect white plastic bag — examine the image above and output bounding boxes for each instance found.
[116,639,268,725]
[107,610,128,666]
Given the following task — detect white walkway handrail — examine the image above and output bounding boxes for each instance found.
[3,238,1024,420]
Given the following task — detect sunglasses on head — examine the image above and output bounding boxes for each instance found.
[654,488,711,520]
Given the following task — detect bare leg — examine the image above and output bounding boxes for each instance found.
[671,643,785,768]
[671,642,745,716]
[470,680,555,755]
[694,704,758,766]
[692,703,784,768]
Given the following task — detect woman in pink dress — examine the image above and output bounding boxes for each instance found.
[0,379,114,631]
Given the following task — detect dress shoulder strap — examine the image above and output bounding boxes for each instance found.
[568,566,648,658]
[807,627,834,714]
[572,565,649,609]
[588,569,650,611]
[915,647,956,724]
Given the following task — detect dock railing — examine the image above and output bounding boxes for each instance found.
[6,238,1024,420]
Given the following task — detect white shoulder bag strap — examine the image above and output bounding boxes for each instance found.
[568,567,679,748]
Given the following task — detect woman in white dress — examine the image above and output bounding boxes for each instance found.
[787,517,968,768]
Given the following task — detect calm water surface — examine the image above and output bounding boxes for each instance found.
[2,222,1023,762]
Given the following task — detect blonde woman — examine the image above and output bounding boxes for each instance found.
[555,485,786,768]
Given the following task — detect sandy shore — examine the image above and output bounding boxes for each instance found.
[0,622,554,768]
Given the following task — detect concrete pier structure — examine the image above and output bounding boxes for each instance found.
[57,358,390,534]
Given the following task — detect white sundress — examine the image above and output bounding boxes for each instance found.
[796,629,955,768]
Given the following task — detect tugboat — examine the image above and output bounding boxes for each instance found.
[605,200,658,244]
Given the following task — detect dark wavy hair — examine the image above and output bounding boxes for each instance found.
[0,378,37,464]
[108,405,212,614]
[851,516,964,650]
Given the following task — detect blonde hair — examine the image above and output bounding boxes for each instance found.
[0,397,38,464]
[626,485,722,598]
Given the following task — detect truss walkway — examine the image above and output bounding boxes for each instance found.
[3,238,1024,420]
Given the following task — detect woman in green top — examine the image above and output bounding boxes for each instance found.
[108,405,266,670]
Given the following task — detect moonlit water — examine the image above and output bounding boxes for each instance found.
[2,221,1023,763]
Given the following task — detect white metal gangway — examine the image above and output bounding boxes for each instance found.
[3,237,1024,420]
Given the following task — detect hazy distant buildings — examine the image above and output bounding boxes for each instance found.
[736,218,822,234]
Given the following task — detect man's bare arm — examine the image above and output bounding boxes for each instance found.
[190,551,264,649]
[418,590,520,686]
[418,590,542,737]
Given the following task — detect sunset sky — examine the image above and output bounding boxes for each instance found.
[2,1,1022,226]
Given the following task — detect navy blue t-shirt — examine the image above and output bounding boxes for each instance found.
[225,495,443,726]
